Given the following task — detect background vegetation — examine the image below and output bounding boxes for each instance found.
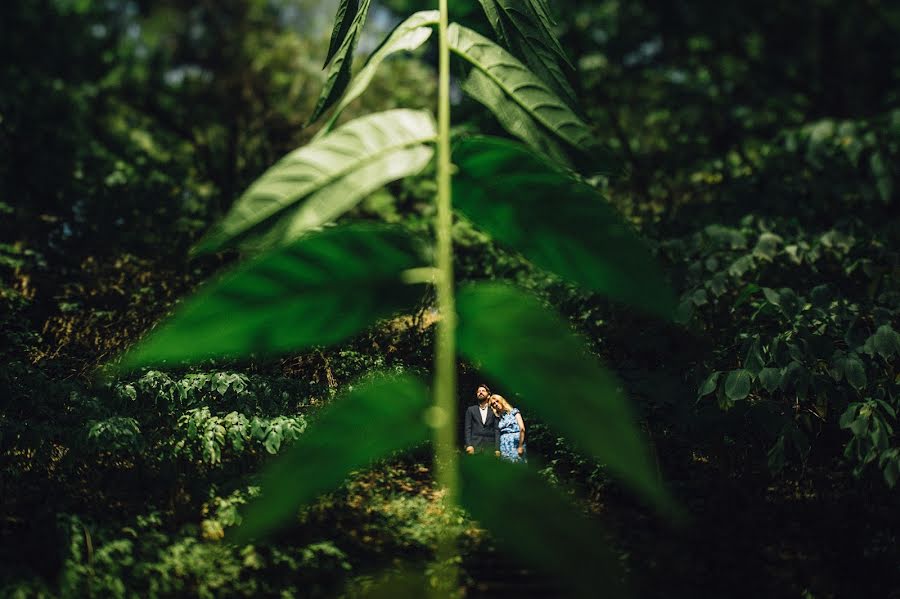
[2,0,899,597]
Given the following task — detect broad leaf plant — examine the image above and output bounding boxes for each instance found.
[115,0,677,595]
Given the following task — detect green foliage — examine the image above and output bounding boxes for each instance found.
[448,23,594,166]
[234,374,430,541]
[457,282,668,508]
[195,110,437,254]
[674,212,899,483]
[460,454,624,598]
[108,1,675,594]
[121,225,427,367]
[453,136,675,315]
[316,11,439,135]
[310,0,372,124]
[475,0,578,111]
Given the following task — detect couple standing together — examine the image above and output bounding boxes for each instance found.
[463,384,526,463]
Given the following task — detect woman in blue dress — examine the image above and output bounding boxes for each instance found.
[490,394,526,463]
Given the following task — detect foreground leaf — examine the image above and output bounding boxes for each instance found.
[453,137,675,316]
[317,11,439,137]
[309,0,372,124]
[448,24,593,153]
[233,374,430,541]
[460,454,626,598]
[120,225,425,369]
[457,282,671,511]
[195,109,436,253]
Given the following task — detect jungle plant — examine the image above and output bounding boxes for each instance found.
[114,1,676,595]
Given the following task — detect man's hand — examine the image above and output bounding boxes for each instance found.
[494,450,501,457]
[465,446,475,455]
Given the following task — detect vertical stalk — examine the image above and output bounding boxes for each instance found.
[433,0,458,594]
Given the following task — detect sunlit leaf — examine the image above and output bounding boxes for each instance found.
[232,374,430,542]
[309,0,372,124]
[460,454,626,598]
[453,137,675,316]
[120,225,426,369]
[195,109,436,254]
[457,282,671,511]
[316,11,439,136]
[448,24,594,154]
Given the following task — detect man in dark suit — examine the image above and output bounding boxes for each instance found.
[464,383,498,454]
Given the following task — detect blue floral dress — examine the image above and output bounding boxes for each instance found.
[497,408,525,463]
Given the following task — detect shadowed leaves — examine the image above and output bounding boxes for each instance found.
[453,137,675,317]
[195,109,436,254]
[457,282,672,512]
[460,454,626,598]
[448,24,594,162]
[233,374,431,542]
[316,11,439,137]
[119,225,426,369]
[310,0,372,124]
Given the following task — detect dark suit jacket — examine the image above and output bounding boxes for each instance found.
[464,404,499,451]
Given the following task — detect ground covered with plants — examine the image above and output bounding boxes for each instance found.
[2,1,899,597]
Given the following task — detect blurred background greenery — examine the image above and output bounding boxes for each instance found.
[1,0,898,597]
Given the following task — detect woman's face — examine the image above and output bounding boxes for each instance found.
[489,396,502,411]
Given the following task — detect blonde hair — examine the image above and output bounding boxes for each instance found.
[489,394,513,416]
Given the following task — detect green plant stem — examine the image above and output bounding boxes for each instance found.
[433,0,459,594]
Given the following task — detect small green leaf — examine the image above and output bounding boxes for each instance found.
[758,367,782,393]
[195,110,436,253]
[743,339,765,374]
[844,355,867,391]
[453,137,675,316]
[724,369,752,401]
[309,0,372,124]
[233,374,429,541]
[698,371,719,398]
[839,404,860,429]
[316,11,439,136]
[460,455,626,598]
[477,0,579,110]
[119,225,426,369]
[457,282,671,511]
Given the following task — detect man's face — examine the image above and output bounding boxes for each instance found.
[476,386,489,401]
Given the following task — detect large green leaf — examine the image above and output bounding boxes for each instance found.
[453,137,676,317]
[316,11,439,137]
[477,0,578,110]
[309,0,372,124]
[457,282,671,511]
[448,23,593,152]
[119,225,426,369]
[233,374,430,542]
[460,455,626,598]
[194,109,436,254]
[459,69,572,168]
